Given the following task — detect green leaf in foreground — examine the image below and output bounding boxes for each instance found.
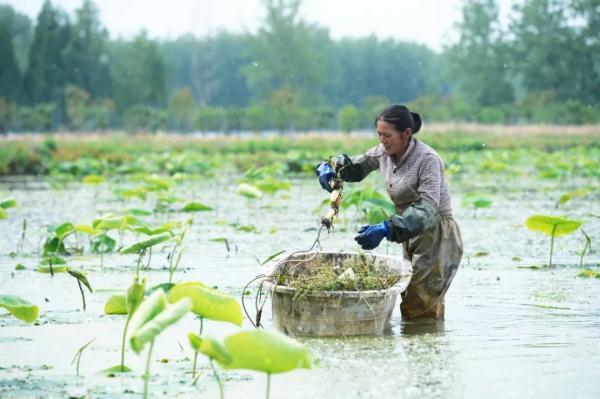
[168,282,243,326]
[188,333,232,365]
[237,183,263,199]
[524,215,582,236]
[0,295,39,323]
[104,294,128,314]
[129,294,192,353]
[220,329,313,374]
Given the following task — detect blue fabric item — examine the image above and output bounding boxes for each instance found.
[316,161,336,192]
[354,220,391,250]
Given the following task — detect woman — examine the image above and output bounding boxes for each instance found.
[316,104,463,319]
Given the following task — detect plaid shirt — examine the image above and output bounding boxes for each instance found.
[350,138,453,217]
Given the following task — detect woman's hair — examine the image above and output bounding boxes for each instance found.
[375,104,422,134]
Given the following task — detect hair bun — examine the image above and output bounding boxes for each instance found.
[410,112,422,134]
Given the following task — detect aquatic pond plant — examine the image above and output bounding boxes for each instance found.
[128,290,192,399]
[0,198,17,219]
[219,329,313,399]
[168,282,243,379]
[524,215,582,267]
[188,334,232,398]
[0,295,39,323]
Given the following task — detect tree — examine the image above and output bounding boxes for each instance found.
[509,0,595,103]
[445,0,513,107]
[168,87,195,131]
[337,105,361,133]
[0,5,33,73]
[63,0,112,99]
[23,0,70,109]
[242,0,327,106]
[111,32,167,112]
[0,24,21,102]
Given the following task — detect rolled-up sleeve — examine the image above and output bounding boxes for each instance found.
[417,155,444,208]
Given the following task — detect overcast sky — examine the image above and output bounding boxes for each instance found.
[2,0,517,51]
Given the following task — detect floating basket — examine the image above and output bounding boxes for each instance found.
[264,252,412,337]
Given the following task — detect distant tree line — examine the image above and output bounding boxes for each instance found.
[0,0,598,133]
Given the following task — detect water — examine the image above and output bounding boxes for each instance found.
[0,174,599,398]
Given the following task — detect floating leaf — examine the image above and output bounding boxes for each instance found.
[182,202,213,212]
[0,208,6,219]
[576,269,600,278]
[101,365,133,375]
[120,233,171,254]
[168,282,242,326]
[0,198,17,209]
[220,329,313,374]
[104,294,128,314]
[188,333,232,365]
[130,296,191,353]
[237,183,263,199]
[128,208,152,216]
[37,265,68,273]
[15,264,25,270]
[40,256,67,265]
[83,175,105,185]
[524,215,582,236]
[0,295,39,323]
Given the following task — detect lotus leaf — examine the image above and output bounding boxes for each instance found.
[220,329,313,374]
[130,297,192,353]
[104,294,128,314]
[120,233,171,254]
[0,295,39,323]
[168,282,242,326]
[188,333,232,365]
[525,215,582,236]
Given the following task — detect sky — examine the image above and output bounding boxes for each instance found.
[2,0,516,51]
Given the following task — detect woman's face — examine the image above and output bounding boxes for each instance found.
[376,120,411,156]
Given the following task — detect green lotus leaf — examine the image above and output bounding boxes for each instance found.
[119,233,171,254]
[188,333,232,365]
[130,297,191,353]
[0,295,39,323]
[37,265,68,273]
[101,365,133,375]
[73,224,100,235]
[363,197,397,214]
[0,198,17,209]
[40,256,67,265]
[237,183,263,199]
[220,329,313,374]
[0,208,7,219]
[182,202,213,212]
[127,277,147,314]
[67,269,93,292]
[168,282,242,326]
[525,215,582,236]
[127,289,168,337]
[104,294,128,314]
[83,175,105,185]
[55,222,75,240]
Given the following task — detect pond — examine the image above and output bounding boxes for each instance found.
[1,172,599,398]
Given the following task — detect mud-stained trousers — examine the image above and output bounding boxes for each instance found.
[400,216,463,319]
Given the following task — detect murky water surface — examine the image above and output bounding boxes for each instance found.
[1,174,599,398]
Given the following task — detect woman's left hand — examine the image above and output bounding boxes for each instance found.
[354,221,391,250]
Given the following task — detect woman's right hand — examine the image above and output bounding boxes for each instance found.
[316,161,336,192]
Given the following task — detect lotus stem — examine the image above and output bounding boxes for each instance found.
[120,313,132,371]
[549,224,557,267]
[145,247,152,270]
[143,340,155,399]
[135,250,144,278]
[192,317,204,379]
[210,359,224,399]
[579,230,590,267]
[77,279,86,310]
[266,373,271,399]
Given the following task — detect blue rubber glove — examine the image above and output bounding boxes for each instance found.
[354,221,391,250]
[316,161,337,192]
